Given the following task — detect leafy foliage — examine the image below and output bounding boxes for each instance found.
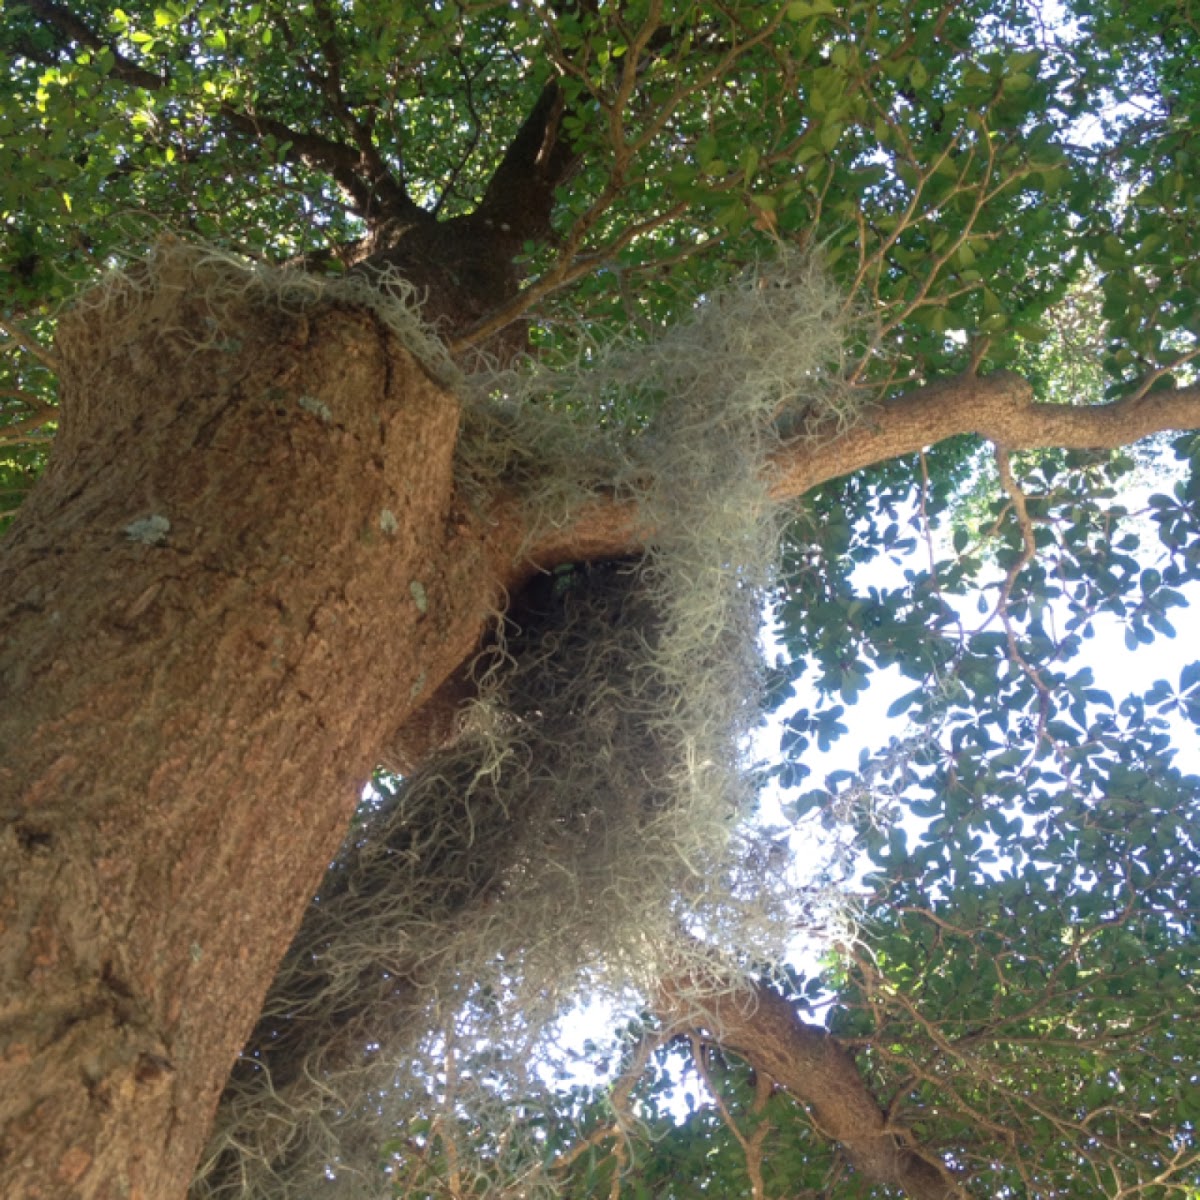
[2,1,1199,1197]
[775,433,1200,1194]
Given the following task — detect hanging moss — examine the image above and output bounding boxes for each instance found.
[182,248,863,1199]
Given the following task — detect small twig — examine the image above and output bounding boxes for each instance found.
[968,334,991,374]
[449,198,691,352]
[993,446,1053,747]
[0,319,60,373]
[434,45,487,216]
[688,1032,773,1200]
[550,1025,677,1178]
[690,1034,754,1154]
[436,1035,464,1199]
[0,405,58,446]
[1129,347,1200,402]
[918,449,966,649]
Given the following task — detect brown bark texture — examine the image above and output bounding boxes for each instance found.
[0,255,511,1198]
[3,252,1200,1199]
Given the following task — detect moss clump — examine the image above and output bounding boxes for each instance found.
[191,252,862,1199]
[57,236,460,390]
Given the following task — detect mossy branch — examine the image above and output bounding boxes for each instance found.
[519,375,1200,573]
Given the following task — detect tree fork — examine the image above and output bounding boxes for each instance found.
[360,78,581,350]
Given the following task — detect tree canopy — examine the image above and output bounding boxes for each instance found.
[1,1,1198,1198]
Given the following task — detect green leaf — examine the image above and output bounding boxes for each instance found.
[886,688,924,719]
[740,146,760,185]
[787,0,836,17]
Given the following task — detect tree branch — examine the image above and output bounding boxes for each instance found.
[24,0,164,89]
[214,104,424,225]
[514,375,1200,577]
[444,369,1200,756]
[0,318,60,373]
[658,973,968,1200]
[0,405,58,447]
[769,374,1200,500]
[302,0,419,223]
[474,79,581,246]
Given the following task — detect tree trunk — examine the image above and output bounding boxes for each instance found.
[0,251,498,1198]
[8,247,1198,1200]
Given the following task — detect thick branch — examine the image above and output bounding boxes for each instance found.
[432,371,1200,770]
[659,975,967,1200]
[771,374,1200,500]
[475,79,581,246]
[517,376,1200,574]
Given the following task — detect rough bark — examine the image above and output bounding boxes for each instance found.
[0,258,523,1198]
[3,249,1199,1198]
[7,11,1200,1194]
